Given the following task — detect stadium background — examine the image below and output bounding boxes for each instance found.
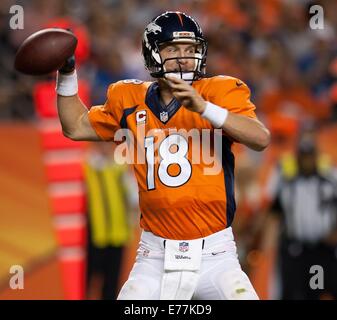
[0,0,336,299]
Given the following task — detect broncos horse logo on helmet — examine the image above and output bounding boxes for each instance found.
[142,11,208,81]
[144,22,162,50]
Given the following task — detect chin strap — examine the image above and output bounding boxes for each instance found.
[164,72,194,84]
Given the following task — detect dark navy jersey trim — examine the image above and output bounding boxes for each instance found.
[120,105,139,129]
[145,82,181,124]
[221,137,236,227]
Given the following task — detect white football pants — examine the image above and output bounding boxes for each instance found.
[117,227,259,300]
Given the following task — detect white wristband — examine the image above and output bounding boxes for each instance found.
[56,70,78,96]
[201,102,228,128]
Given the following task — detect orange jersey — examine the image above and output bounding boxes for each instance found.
[88,76,256,239]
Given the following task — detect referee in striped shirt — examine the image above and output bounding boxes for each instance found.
[269,134,337,299]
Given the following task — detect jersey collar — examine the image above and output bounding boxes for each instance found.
[145,82,181,124]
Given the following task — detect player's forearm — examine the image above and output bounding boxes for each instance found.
[57,94,88,139]
[55,69,94,141]
[222,112,270,151]
[200,102,270,151]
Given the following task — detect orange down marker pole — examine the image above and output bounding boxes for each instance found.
[33,79,90,299]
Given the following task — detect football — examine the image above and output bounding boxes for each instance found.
[14,28,77,75]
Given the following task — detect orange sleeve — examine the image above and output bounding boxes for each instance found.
[208,76,257,119]
[88,82,124,141]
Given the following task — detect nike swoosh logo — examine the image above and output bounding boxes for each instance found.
[211,250,226,255]
[236,81,243,87]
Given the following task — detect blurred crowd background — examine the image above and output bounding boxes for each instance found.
[1,0,337,121]
[0,0,337,300]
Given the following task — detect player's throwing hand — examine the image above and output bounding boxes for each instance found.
[165,76,206,114]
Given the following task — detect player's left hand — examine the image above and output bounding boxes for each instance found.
[165,76,206,114]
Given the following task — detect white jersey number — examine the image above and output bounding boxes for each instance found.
[144,134,192,190]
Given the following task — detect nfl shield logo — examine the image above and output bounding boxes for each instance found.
[179,242,189,252]
[160,111,168,122]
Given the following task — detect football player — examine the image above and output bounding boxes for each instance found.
[56,11,270,299]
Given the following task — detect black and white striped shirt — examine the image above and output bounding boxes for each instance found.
[269,168,337,243]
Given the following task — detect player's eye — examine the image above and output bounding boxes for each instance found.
[167,47,177,53]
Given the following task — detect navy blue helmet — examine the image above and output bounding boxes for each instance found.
[142,11,208,80]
